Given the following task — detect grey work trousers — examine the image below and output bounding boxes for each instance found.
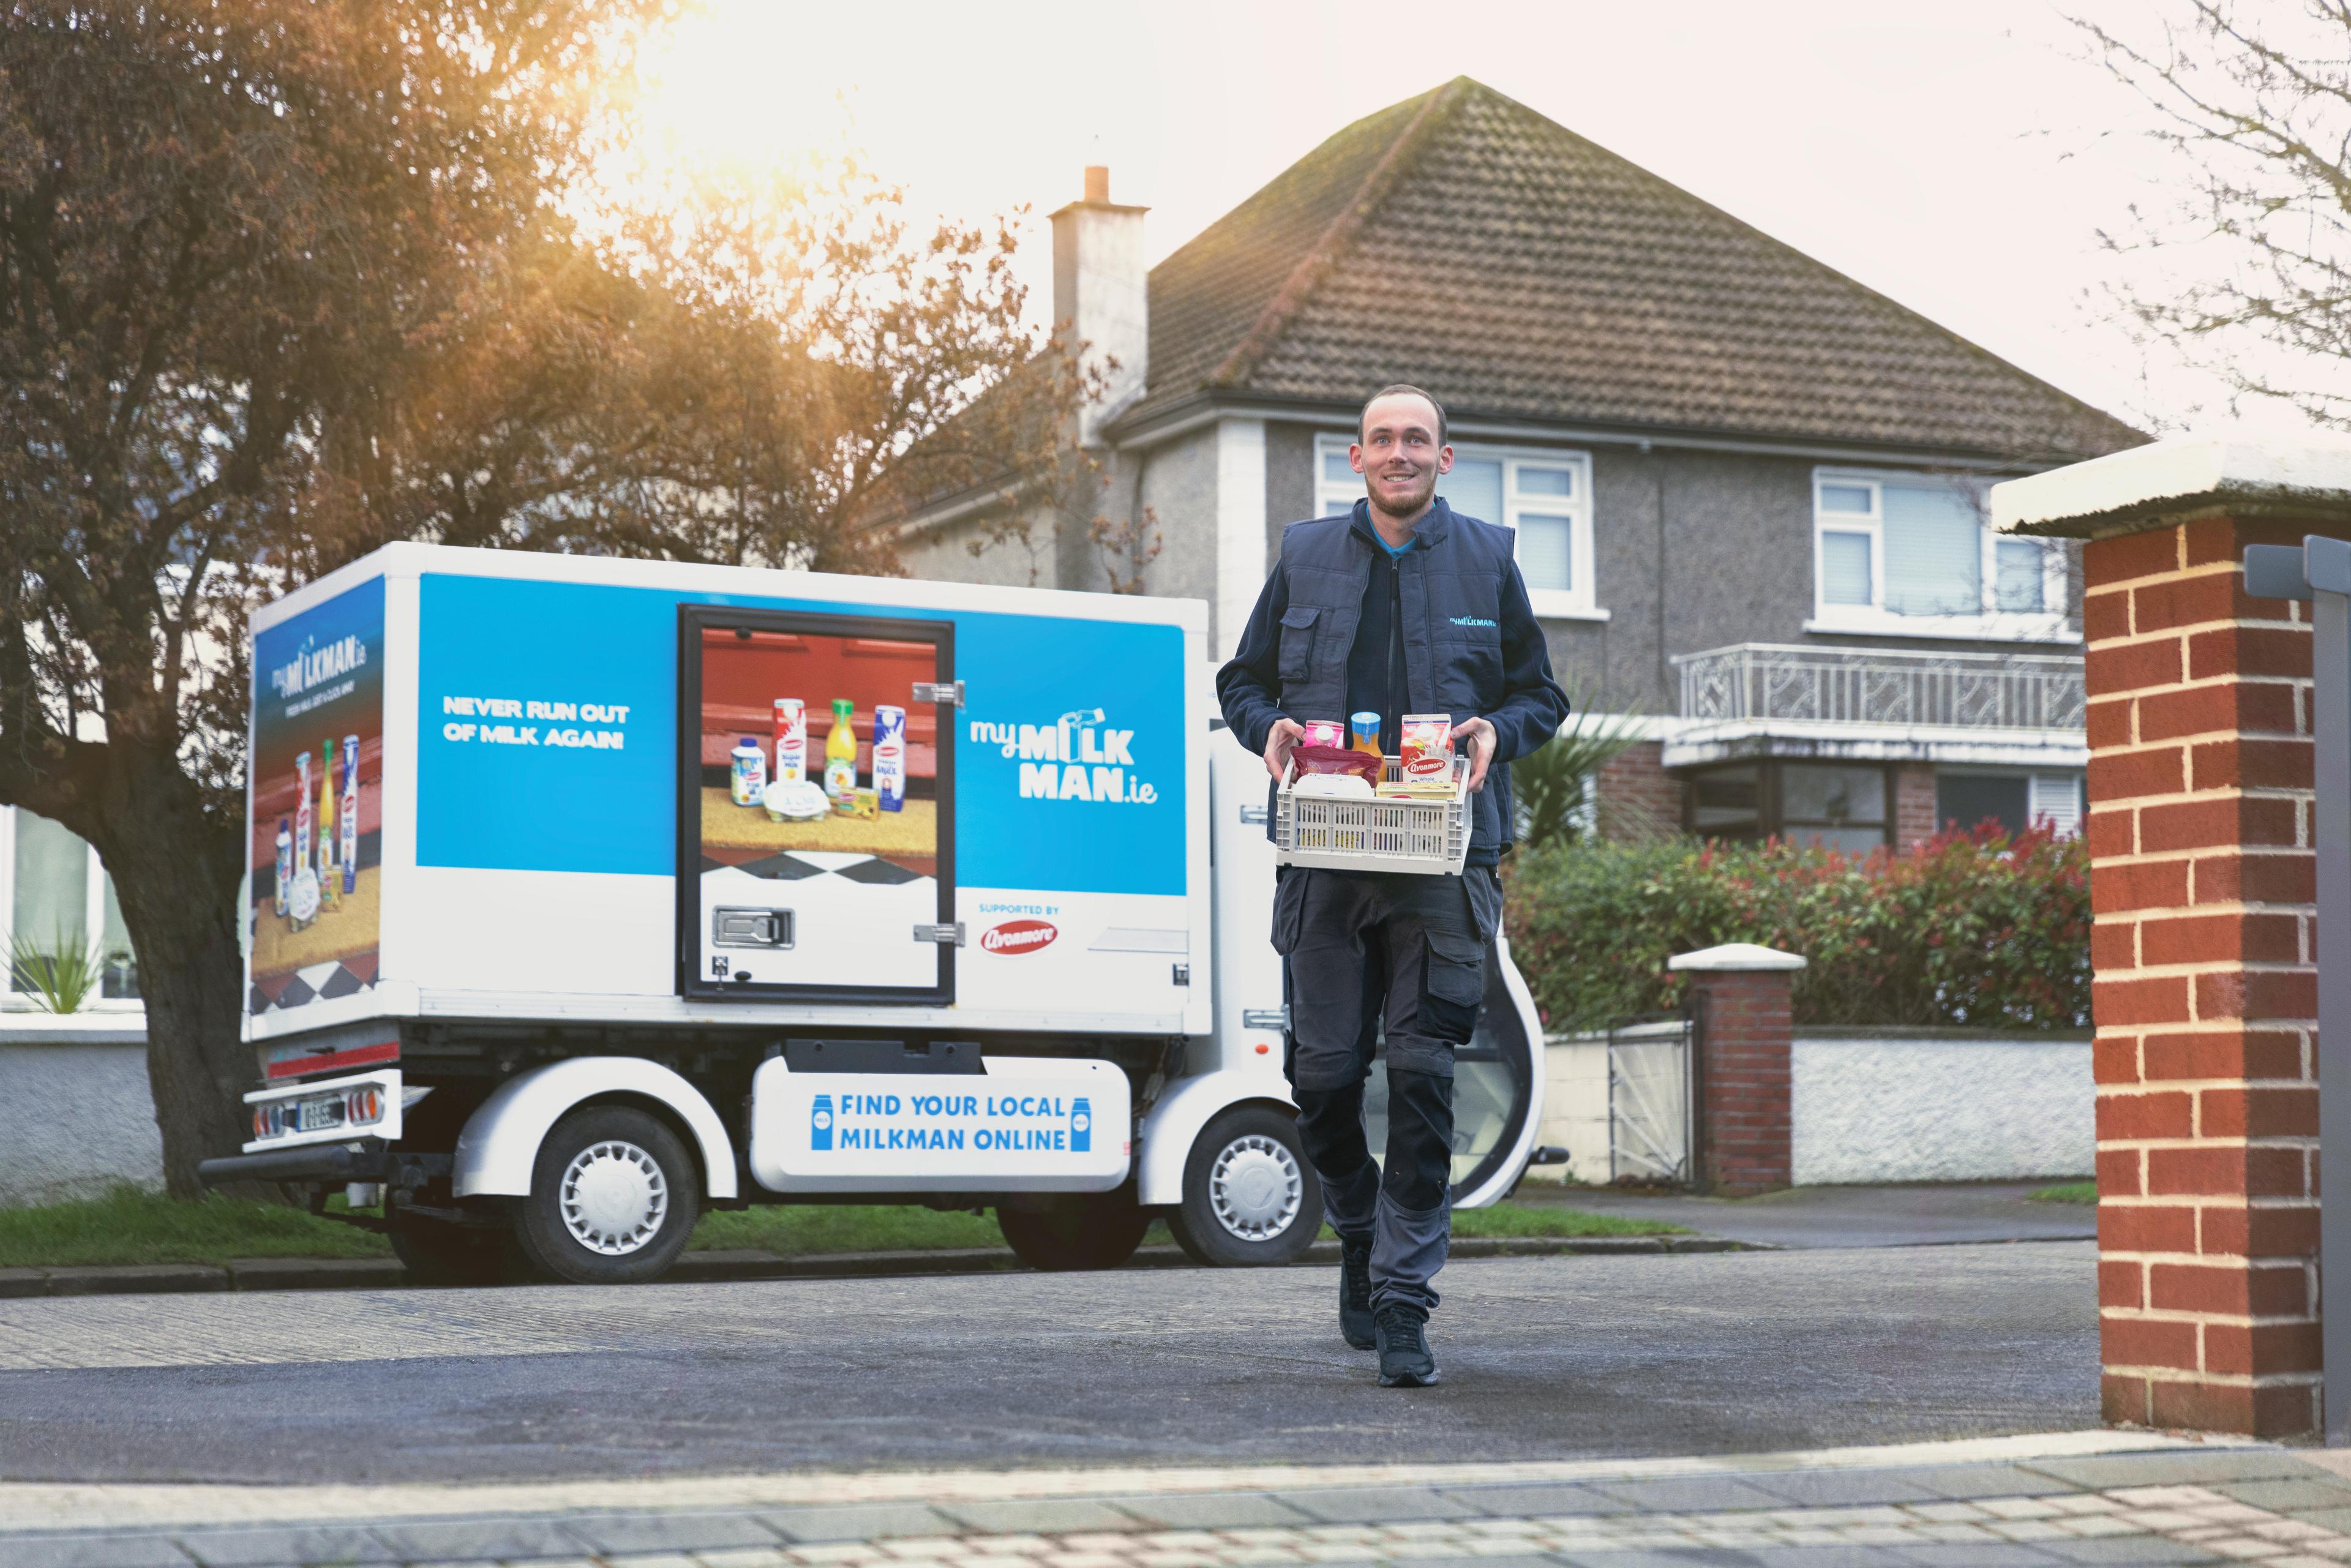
[1273,865,1502,1319]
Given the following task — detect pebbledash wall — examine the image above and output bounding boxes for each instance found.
[1532,1028,2093,1186]
[0,1021,162,1205]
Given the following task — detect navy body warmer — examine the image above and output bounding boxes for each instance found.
[1218,497,1572,865]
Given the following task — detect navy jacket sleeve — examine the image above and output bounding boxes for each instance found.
[1216,558,1291,755]
[1486,560,1572,764]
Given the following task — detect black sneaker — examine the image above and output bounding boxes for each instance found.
[1338,1236,1375,1350]
[1375,1305,1438,1387]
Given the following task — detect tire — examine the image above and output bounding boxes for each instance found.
[996,1186,1150,1271]
[513,1105,701,1285]
[389,1218,529,1287]
[1166,1104,1324,1267]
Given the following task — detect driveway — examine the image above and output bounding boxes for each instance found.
[0,1242,2098,1485]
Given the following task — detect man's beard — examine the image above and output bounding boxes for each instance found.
[1369,469,1436,519]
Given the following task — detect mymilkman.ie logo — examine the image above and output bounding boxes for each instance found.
[967,708,1159,805]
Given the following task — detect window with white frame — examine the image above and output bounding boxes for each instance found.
[1314,435,1599,618]
[1812,469,2068,638]
[0,808,139,1006]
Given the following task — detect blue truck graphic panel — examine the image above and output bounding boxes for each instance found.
[415,574,1186,896]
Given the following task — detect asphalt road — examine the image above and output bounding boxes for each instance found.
[0,1242,2097,1486]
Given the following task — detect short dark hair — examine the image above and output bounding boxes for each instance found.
[1359,384,1447,448]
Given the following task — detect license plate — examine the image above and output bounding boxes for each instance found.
[295,1097,344,1133]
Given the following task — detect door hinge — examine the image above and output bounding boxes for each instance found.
[913,923,967,947]
[1242,1007,1288,1032]
[1239,804,1269,825]
[1172,962,1191,986]
[912,680,965,707]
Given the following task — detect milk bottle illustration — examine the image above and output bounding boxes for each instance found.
[730,737,766,806]
[273,819,291,918]
[293,751,313,879]
[810,1093,834,1152]
[1070,1097,1091,1153]
[339,734,359,895]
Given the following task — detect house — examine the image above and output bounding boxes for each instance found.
[893,77,2141,849]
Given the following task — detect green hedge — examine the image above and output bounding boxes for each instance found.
[1502,826,2090,1033]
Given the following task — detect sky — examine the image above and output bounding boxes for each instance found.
[633,0,2331,441]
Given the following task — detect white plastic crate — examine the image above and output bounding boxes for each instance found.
[1273,754,1471,875]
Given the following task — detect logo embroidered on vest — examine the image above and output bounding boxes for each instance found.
[1450,616,1498,628]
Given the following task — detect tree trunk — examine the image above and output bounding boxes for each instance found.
[84,758,251,1200]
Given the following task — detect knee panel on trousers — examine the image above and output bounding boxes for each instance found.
[1382,1068,1455,1212]
[1294,1079,1371,1177]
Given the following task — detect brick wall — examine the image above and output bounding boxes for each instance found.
[1595,740,1681,838]
[1894,763,1938,854]
[2085,514,2331,1439]
[1689,968,1794,1195]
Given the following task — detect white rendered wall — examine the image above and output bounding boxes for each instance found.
[0,1023,161,1205]
[1791,1033,2093,1184]
[1214,418,1268,661]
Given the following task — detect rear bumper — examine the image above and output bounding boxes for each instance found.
[198,1144,451,1188]
[198,1143,386,1186]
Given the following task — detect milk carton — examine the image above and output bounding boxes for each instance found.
[872,704,906,812]
[773,698,806,784]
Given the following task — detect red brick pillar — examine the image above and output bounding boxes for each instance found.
[1671,942,1806,1196]
[1893,763,1940,854]
[1995,445,2347,1441]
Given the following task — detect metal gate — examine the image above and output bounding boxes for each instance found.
[1606,1013,1697,1186]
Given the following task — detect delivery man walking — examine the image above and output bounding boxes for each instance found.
[1218,385,1570,1387]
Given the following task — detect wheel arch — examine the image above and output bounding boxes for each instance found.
[452,1057,740,1201]
[1135,1069,1294,1207]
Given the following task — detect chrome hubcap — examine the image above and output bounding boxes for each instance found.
[1209,1134,1302,1241]
[560,1139,668,1256]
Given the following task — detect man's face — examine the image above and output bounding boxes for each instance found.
[1351,394,1452,519]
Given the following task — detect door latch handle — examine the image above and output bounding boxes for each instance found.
[912,681,964,707]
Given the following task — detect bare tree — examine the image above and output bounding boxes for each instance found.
[2076,1,2351,427]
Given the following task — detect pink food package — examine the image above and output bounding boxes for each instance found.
[1300,719,1347,749]
[1400,713,1454,782]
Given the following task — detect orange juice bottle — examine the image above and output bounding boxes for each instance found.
[1349,711,1383,760]
[823,698,858,806]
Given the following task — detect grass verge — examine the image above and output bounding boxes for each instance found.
[0,1186,1680,1270]
[2028,1180,2098,1204]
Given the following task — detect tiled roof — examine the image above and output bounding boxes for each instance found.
[1119,78,2142,462]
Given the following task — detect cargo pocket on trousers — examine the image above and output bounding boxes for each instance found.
[1419,932,1487,1042]
[1277,606,1320,683]
[1270,868,1309,956]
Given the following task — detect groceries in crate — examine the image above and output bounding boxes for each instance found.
[1376,778,1458,800]
[774,698,806,784]
[1292,771,1375,800]
[1301,719,1347,749]
[1400,713,1453,782]
[1291,745,1383,785]
[730,736,768,806]
[823,697,858,805]
[1349,711,1383,759]
[762,779,830,822]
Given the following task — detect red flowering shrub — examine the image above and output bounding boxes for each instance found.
[1502,824,2091,1033]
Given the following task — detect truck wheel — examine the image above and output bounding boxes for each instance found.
[389,1220,528,1287]
[1167,1105,1324,1267]
[996,1187,1150,1271]
[514,1106,700,1285]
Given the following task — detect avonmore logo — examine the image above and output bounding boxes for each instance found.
[980,919,1057,955]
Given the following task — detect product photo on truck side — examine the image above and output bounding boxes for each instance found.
[201,544,1548,1283]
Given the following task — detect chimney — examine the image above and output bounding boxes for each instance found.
[1051,165,1148,448]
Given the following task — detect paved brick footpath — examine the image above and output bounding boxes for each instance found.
[13,1438,2351,1568]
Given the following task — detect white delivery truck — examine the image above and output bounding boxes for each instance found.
[198,545,1550,1284]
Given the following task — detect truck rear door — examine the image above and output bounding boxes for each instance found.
[679,606,954,1003]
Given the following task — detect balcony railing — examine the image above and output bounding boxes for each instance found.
[1673,643,2085,733]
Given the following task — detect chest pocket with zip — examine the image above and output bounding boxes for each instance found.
[1277,606,1321,683]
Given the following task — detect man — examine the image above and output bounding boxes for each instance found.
[1218,385,1569,1387]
